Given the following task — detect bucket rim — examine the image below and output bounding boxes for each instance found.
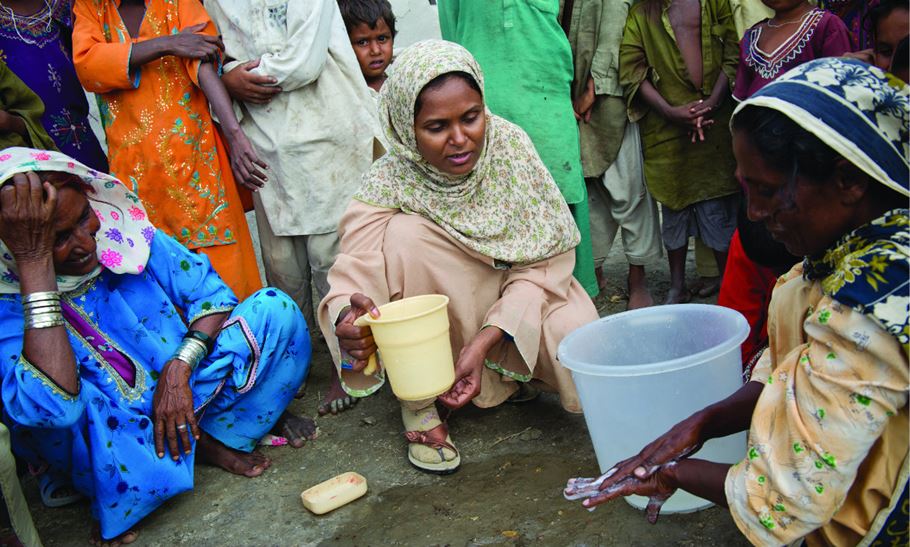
[359,294,450,325]
[557,304,750,377]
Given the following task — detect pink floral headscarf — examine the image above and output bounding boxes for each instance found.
[0,147,153,294]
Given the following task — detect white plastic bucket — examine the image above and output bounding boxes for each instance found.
[557,304,750,513]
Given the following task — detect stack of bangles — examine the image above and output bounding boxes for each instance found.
[170,330,214,371]
[22,291,65,330]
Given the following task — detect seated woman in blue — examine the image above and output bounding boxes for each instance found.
[0,148,314,545]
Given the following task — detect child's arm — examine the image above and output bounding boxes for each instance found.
[252,0,334,91]
[197,63,268,190]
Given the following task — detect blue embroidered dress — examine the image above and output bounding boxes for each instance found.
[0,230,310,539]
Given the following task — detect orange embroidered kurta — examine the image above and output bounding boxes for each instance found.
[72,0,261,299]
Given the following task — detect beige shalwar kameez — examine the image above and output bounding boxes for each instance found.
[318,202,598,412]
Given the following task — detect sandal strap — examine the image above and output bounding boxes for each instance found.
[404,423,457,453]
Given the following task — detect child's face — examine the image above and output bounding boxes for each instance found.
[414,77,485,177]
[874,8,909,72]
[349,19,394,81]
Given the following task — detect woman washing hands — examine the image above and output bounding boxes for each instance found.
[319,40,599,474]
[567,58,908,546]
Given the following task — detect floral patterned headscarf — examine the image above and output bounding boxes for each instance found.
[0,148,154,294]
[733,59,909,350]
[355,40,580,265]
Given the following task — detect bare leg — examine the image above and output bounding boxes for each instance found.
[196,431,271,478]
[713,249,728,279]
[626,264,654,310]
[664,246,691,304]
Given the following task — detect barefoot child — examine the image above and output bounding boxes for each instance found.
[733,0,851,101]
[562,0,662,309]
[619,0,741,304]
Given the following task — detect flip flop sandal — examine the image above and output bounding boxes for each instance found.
[38,472,83,508]
[506,382,540,404]
[404,423,461,475]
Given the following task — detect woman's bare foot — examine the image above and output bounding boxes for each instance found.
[270,411,318,448]
[89,524,138,547]
[318,372,359,416]
[196,431,271,477]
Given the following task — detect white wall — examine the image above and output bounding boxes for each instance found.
[389,0,441,50]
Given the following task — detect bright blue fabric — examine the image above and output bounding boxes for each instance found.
[0,231,310,539]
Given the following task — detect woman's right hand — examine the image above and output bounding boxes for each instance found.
[335,293,381,372]
[0,172,57,265]
[594,410,708,492]
[165,23,223,63]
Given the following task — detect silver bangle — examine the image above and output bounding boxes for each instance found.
[22,291,61,305]
[24,303,62,314]
[171,338,207,370]
[25,313,65,330]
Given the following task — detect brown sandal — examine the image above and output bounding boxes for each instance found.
[403,422,461,474]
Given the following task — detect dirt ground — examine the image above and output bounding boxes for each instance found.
[21,225,751,547]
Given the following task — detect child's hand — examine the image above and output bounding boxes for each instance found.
[224,127,268,190]
[660,101,702,129]
[222,59,282,105]
[573,77,596,123]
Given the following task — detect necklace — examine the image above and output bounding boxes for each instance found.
[0,1,55,45]
[767,8,813,28]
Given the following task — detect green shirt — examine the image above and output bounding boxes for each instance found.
[439,0,598,295]
[619,0,740,210]
[0,61,56,151]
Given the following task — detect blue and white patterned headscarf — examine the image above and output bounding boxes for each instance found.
[733,58,909,351]
[733,57,909,198]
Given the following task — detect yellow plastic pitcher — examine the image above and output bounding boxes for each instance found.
[353,294,455,401]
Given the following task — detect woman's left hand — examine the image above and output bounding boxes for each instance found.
[225,128,268,191]
[438,326,504,410]
[438,342,485,409]
[152,360,199,460]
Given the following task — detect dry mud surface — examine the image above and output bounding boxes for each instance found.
[25,241,750,546]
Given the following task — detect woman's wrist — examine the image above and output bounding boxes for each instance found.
[17,254,58,293]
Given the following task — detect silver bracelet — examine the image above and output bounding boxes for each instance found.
[25,312,65,330]
[171,337,208,370]
[22,291,61,305]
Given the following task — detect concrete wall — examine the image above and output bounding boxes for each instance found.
[389,0,441,50]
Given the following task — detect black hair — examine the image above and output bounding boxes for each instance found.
[868,0,910,37]
[337,0,397,37]
[731,105,904,210]
[893,35,909,72]
[736,206,799,273]
[413,72,482,117]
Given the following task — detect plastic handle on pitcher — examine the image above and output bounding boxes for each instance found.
[350,315,378,375]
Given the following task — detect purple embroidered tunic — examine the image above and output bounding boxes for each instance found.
[0,0,108,171]
[733,9,853,101]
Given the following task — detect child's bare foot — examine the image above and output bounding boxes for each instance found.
[318,372,358,416]
[663,286,691,305]
[627,265,653,310]
[196,431,271,477]
[90,524,138,547]
[627,286,654,309]
[690,276,721,298]
[270,411,318,448]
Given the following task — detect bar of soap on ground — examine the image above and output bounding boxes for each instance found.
[301,472,368,515]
